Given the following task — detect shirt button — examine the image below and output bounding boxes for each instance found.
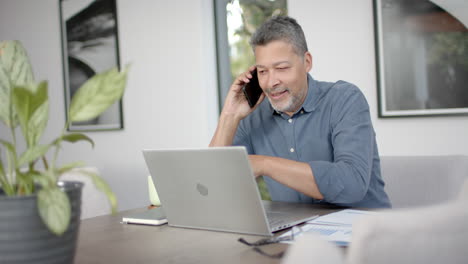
[288,119,292,123]
[290,148,295,153]
[300,110,304,114]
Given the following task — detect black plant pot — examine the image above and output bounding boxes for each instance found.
[0,181,83,264]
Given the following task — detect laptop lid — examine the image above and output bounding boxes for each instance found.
[142,147,312,236]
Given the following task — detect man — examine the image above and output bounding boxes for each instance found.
[210,16,391,208]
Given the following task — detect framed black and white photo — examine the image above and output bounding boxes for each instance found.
[60,0,123,130]
[374,0,468,117]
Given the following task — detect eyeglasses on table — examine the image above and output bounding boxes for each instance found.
[238,226,303,259]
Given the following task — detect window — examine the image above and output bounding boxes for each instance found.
[214,0,287,200]
[214,0,287,108]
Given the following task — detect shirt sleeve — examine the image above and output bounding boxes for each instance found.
[308,86,375,204]
[232,120,254,154]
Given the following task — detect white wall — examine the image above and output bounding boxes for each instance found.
[289,0,468,156]
[0,0,219,211]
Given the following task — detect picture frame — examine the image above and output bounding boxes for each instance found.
[373,0,468,118]
[59,0,124,130]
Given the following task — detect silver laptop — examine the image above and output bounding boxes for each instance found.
[142,146,318,236]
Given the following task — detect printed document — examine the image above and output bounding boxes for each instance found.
[280,209,374,246]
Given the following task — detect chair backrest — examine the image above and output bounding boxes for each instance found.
[347,192,468,264]
[380,155,468,208]
[60,167,111,219]
[281,179,468,264]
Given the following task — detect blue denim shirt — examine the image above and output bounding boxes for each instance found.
[233,74,391,208]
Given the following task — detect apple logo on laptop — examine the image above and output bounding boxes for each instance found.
[196,183,209,196]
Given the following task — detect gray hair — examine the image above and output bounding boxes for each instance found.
[250,16,308,57]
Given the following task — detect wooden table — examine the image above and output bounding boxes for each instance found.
[74,201,344,264]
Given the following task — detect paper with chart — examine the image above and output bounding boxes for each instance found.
[309,209,374,226]
[280,209,375,246]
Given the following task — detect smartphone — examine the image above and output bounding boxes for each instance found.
[122,207,168,226]
[242,70,263,108]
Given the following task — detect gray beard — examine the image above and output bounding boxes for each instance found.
[268,89,306,114]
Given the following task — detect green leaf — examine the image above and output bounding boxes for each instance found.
[56,161,86,175]
[0,158,10,194]
[0,157,4,176]
[0,139,15,156]
[0,40,35,85]
[28,170,52,188]
[37,187,71,235]
[53,133,95,148]
[79,170,117,213]
[0,40,35,128]
[0,138,16,171]
[18,144,50,166]
[28,100,49,147]
[0,170,14,196]
[12,81,48,147]
[16,171,35,193]
[69,66,128,122]
[0,139,16,194]
[0,65,15,127]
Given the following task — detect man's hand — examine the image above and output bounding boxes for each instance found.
[221,66,265,121]
[209,66,265,147]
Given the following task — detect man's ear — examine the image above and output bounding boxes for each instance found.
[304,51,313,72]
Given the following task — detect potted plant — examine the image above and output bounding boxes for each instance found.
[0,40,128,263]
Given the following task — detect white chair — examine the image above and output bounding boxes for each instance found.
[61,167,111,219]
[380,155,468,208]
[282,178,468,264]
